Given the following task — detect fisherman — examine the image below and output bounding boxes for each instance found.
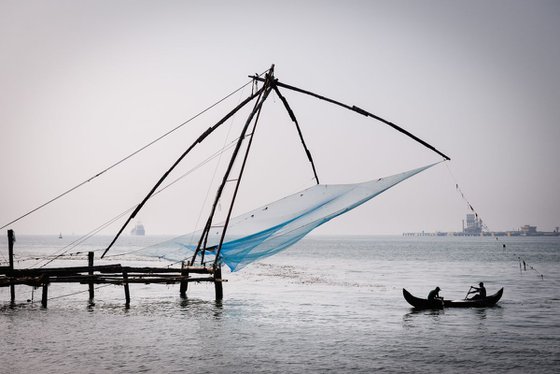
[427,286,442,301]
[468,282,486,300]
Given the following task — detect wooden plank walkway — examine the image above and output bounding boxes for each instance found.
[1,230,225,307]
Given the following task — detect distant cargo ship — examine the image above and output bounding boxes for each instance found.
[130,222,145,236]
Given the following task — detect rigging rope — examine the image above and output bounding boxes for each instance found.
[0,79,256,231]
[102,85,266,258]
[186,85,247,259]
[445,164,544,279]
[26,135,245,268]
[43,284,113,302]
[103,135,248,262]
[30,209,132,269]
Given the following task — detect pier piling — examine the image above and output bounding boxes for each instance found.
[88,252,94,300]
[41,277,49,308]
[214,265,223,300]
[180,261,188,298]
[123,270,130,307]
[8,229,15,304]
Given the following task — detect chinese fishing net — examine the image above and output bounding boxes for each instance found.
[139,163,437,271]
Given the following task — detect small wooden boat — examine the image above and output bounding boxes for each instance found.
[403,288,503,309]
[402,288,444,309]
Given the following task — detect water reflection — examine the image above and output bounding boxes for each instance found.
[402,308,445,329]
[474,307,487,320]
[402,304,505,331]
[179,297,223,319]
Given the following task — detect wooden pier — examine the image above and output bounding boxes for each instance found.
[0,230,225,308]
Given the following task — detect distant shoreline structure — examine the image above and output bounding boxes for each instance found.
[403,215,559,237]
[402,230,559,237]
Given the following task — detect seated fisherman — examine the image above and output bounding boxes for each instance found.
[427,286,442,300]
[468,282,487,300]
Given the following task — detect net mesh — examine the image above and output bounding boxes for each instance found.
[140,163,437,271]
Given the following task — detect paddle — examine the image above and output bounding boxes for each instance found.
[464,286,474,300]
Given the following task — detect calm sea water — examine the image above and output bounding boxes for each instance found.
[1,235,559,373]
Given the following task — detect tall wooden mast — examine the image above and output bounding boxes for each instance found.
[191,65,276,267]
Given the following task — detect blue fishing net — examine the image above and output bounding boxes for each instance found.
[139,163,437,271]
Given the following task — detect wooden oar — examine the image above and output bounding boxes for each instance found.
[464,286,474,300]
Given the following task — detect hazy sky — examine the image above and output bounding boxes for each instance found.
[1,0,559,236]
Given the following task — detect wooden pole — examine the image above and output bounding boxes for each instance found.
[41,276,49,308]
[464,286,474,300]
[214,265,223,300]
[212,79,274,264]
[250,75,451,161]
[193,68,274,266]
[123,270,130,307]
[8,229,15,304]
[101,87,264,259]
[271,85,320,184]
[179,261,188,298]
[88,252,94,301]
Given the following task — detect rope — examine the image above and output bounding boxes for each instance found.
[29,210,132,269]
[0,79,255,231]
[13,253,88,262]
[44,284,113,302]
[445,163,544,279]
[187,85,246,253]
[26,135,245,268]
[103,135,246,261]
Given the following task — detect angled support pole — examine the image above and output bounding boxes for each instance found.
[271,85,320,184]
[101,87,265,258]
[251,76,450,161]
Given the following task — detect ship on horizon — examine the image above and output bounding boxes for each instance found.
[130,222,145,236]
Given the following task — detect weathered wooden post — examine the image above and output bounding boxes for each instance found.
[123,269,130,307]
[8,229,15,304]
[41,276,49,308]
[180,261,188,298]
[88,252,94,301]
[214,264,223,300]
